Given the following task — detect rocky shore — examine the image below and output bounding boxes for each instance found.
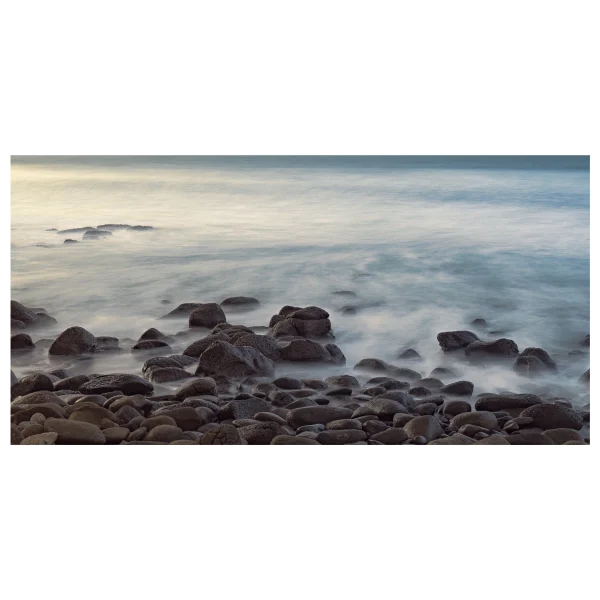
[10,298,591,445]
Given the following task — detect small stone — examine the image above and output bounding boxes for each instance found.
[20,432,59,445]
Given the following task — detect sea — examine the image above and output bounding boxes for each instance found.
[10,156,590,405]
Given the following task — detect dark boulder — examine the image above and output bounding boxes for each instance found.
[352,398,409,419]
[519,403,583,431]
[464,338,519,360]
[397,348,421,360]
[11,333,35,352]
[63,239,79,244]
[513,355,548,376]
[189,303,227,328]
[199,424,242,445]
[220,296,261,310]
[287,406,353,429]
[11,300,38,324]
[440,380,474,396]
[233,334,281,362]
[139,328,167,341]
[49,326,97,355]
[83,229,112,239]
[146,367,193,384]
[519,347,557,371]
[174,377,217,400]
[219,397,271,420]
[450,411,498,430]
[580,334,590,347]
[11,373,54,399]
[196,341,275,378]
[404,415,444,442]
[279,339,343,363]
[183,332,230,357]
[579,369,590,387]
[437,330,479,352]
[79,374,153,396]
[316,429,367,445]
[160,303,201,318]
[238,422,287,444]
[130,339,172,354]
[474,393,542,412]
[271,435,320,445]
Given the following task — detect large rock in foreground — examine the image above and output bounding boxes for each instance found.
[189,303,227,328]
[43,418,106,444]
[437,330,479,352]
[196,341,275,378]
[465,338,519,360]
[519,403,584,430]
[268,305,332,339]
[279,339,345,364]
[49,326,97,356]
[79,374,154,396]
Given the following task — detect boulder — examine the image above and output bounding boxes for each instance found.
[102,427,130,444]
[219,397,271,420]
[220,296,261,310]
[68,405,118,427]
[580,334,590,348]
[49,326,97,355]
[474,393,542,412]
[54,374,89,391]
[506,432,555,445]
[199,424,243,445]
[352,398,408,420]
[145,424,186,443]
[153,407,210,431]
[182,333,230,357]
[79,374,153,396]
[437,330,479,352]
[233,334,281,362]
[238,422,287,444]
[465,338,519,360]
[450,411,498,430]
[316,429,367,444]
[397,348,421,360]
[353,358,389,372]
[270,435,320,445]
[11,391,65,407]
[11,300,39,324]
[519,403,583,430]
[544,428,584,445]
[43,418,106,444]
[20,432,59,445]
[278,339,329,362]
[138,328,167,341]
[443,400,472,417]
[518,347,557,371]
[11,373,55,398]
[174,377,218,400]
[11,404,67,424]
[11,333,35,352]
[579,369,590,386]
[189,303,227,328]
[146,367,193,384]
[440,380,474,396]
[196,341,275,378]
[161,303,201,318]
[287,406,353,429]
[131,339,172,353]
[369,428,409,444]
[404,416,444,442]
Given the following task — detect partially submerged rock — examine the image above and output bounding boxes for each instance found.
[196,341,275,378]
[49,326,97,356]
[437,330,479,352]
[189,303,227,328]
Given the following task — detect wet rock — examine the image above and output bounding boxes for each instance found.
[12,319,25,330]
[68,404,118,427]
[11,333,35,352]
[580,334,590,347]
[404,415,444,442]
[519,347,557,371]
[30,312,58,328]
[428,433,474,445]
[54,374,89,391]
[20,432,59,445]
[220,297,261,310]
[199,424,242,445]
[302,379,328,390]
[11,373,55,398]
[442,400,472,417]
[189,303,227,328]
[44,418,105,444]
[49,326,97,356]
[341,307,357,315]
[238,421,287,444]
[155,407,210,430]
[20,423,45,438]
[473,434,510,445]
[11,404,67,424]
[354,358,389,373]
[219,397,271,420]
[11,300,38,325]
[325,375,360,388]
[254,412,288,426]
[375,390,416,410]
[579,369,590,386]
[450,411,498,430]
[465,338,519,360]
[146,367,193,384]
[474,393,542,412]
[279,339,337,363]
[520,403,583,430]
[233,334,281,362]
[161,303,202,318]
[63,239,79,244]
[506,431,554,445]
[102,427,131,444]
[352,398,409,420]
[397,348,421,360]
[173,377,217,400]
[196,341,275,378]
[370,428,409,444]
[388,367,422,381]
[430,367,456,379]
[287,406,353,429]
[272,376,304,389]
[437,330,479,352]
[513,355,548,376]
[57,227,95,234]
[544,428,584,444]
[12,391,66,407]
[83,229,112,239]
[414,378,444,392]
[145,424,185,443]
[316,429,367,444]
[326,419,362,430]
[271,435,320,445]
[80,374,153,396]
[413,402,437,416]
[131,339,172,353]
[139,328,167,341]
[440,380,474,396]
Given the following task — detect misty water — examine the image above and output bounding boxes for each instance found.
[11,156,590,406]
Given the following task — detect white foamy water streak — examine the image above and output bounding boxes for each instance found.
[11,157,590,405]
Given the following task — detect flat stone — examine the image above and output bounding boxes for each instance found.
[43,418,106,444]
